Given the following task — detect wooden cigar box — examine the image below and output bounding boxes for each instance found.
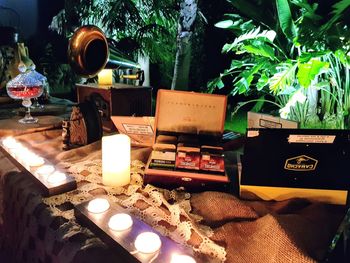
[144,89,231,191]
[76,83,152,131]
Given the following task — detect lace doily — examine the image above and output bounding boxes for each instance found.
[43,159,227,262]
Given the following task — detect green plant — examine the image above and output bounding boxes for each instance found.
[50,0,178,65]
[209,0,350,129]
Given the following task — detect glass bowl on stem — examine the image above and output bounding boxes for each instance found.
[6,65,44,124]
[29,65,49,109]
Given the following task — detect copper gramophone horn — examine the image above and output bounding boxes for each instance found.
[67,25,141,78]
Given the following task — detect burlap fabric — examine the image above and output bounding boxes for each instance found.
[0,127,347,262]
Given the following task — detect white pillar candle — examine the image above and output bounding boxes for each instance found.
[134,232,162,254]
[102,134,130,187]
[108,213,133,231]
[98,69,113,85]
[87,198,110,214]
[170,254,196,263]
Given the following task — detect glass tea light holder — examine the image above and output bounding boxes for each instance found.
[6,65,44,124]
[102,134,131,187]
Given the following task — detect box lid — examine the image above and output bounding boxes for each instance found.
[155,89,227,136]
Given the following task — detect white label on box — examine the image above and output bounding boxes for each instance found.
[247,111,298,129]
[288,135,336,144]
[122,124,153,135]
[151,150,176,161]
[247,130,259,137]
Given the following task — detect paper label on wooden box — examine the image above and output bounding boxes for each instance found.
[156,90,227,136]
[111,116,154,147]
[247,111,299,129]
[288,135,335,144]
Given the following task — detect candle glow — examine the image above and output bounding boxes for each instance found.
[47,171,67,184]
[134,232,162,254]
[25,154,45,167]
[87,198,110,214]
[98,69,113,85]
[108,213,133,231]
[36,165,55,177]
[170,254,196,263]
[102,134,131,187]
[2,137,20,150]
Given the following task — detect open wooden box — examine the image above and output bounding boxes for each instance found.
[144,89,231,191]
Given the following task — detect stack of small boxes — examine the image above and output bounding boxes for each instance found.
[149,134,225,175]
[144,89,230,190]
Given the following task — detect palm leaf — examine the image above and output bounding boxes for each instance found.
[269,62,297,94]
[233,59,268,94]
[215,20,234,29]
[242,40,276,59]
[321,0,350,32]
[290,0,322,20]
[297,59,329,88]
[276,0,298,42]
[231,27,276,48]
[226,0,275,28]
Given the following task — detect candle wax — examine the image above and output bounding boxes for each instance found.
[87,198,110,214]
[134,232,162,254]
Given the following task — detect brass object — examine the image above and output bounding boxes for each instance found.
[67,25,141,78]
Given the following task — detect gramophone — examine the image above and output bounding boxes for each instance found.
[63,25,152,149]
[67,25,144,82]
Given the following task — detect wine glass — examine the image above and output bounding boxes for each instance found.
[29,65,48,109]
[6,66,44,124]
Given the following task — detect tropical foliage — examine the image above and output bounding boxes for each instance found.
[50,0,178,64]
[209,0,350,129]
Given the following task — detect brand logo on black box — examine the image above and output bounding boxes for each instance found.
[284,155,318,171]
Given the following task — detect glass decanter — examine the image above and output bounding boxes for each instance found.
[6,65,44,124]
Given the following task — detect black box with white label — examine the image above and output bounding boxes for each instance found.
[239,128,350,205]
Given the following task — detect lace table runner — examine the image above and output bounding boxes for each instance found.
[44,157,226,262]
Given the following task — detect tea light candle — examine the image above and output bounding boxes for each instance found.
[98,69,113,85]
[108,213,133,231]
[10,146,26,156]
[134,232,162,254]
[102,134,130,187]
[87,198,110,214]
[36,165,55,177]
[47,171,67,184]
[2,137,19,150]
[170,254,196,263]
[9,144,26,157]
[25,154,45,167]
